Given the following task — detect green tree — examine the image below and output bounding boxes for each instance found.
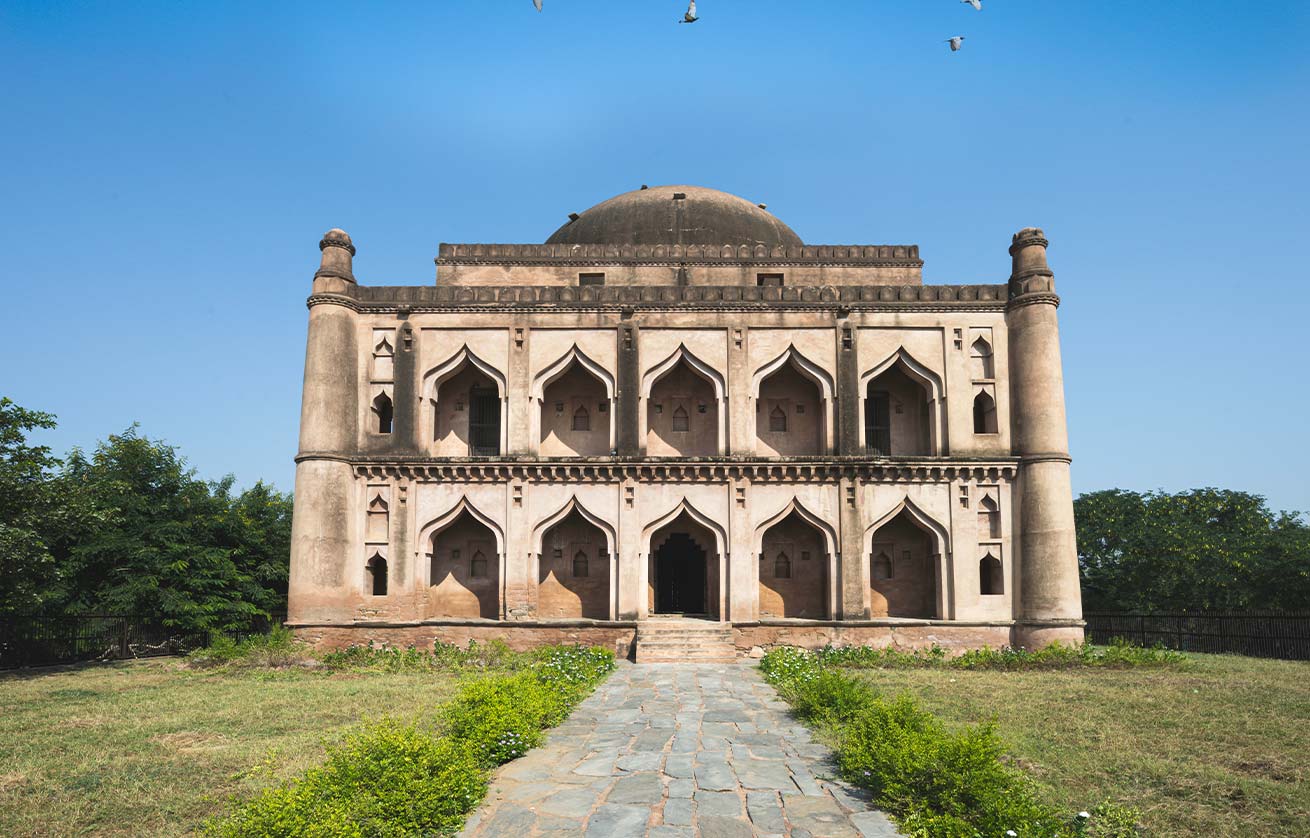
[1076,488,1310,612]
[47,427,291,631]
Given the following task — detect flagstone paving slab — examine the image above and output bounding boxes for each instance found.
[459,661,903,838]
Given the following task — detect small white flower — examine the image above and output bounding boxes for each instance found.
[1077,811,1090,820]
[1006,831,1018,837]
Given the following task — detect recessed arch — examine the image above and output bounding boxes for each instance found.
[754,498,838,620]
[532,344,615,456]
[752,497,839,557]
[418,496,506,558]
[641,344,727,456]
[424,346,507,456]
[530,495,618,558]
[421,497,504,620]
[751,345,835,455]
[859,347,945,456]
[864,495,952,620]
[424,345,507,402]
[641,498,728,557]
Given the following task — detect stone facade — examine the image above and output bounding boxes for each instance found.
[287,185,1084,656]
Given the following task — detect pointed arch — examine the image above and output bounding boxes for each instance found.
[418,496,506,557]
[641,498,728,557]
[859,347,945,456]
[751,344,835,403]
[531,343,616,402]
[864,495,952,557]
[530,495,618,557]
[640,343,726,400]
[641,344,728,456]
[752,497,839,557]
[423,345,507,402]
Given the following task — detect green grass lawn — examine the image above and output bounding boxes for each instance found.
[849,653,1310,838]
[0,658,462,837]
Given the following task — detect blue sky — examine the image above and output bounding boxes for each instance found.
[2,1,1307,513]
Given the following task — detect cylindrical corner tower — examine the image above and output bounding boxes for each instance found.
[1005,228,1085,648]
[288,229,360,623]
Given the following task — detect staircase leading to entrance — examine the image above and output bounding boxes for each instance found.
[635,619,737,663]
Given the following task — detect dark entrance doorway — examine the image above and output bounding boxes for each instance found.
[653,533,707,615]
[468,386,501,456]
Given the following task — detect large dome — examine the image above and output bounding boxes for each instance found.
[546,185,803,247]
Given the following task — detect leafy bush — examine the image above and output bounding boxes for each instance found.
[187,625,307,669]
[810,639,1185,671]
[209,644,615,837]
[760,647,1145,838]
[207,719,485,838]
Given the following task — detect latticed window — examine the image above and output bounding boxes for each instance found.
[866,390,891,454]
[774,553,791,579]
[672,406,689,432]
[572,551,589,578]
[769,405,787,433]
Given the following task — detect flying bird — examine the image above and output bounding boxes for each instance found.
[533,0,542,10]
[962,0,982,10]
[681,1,698,23]
[946,36,965,51]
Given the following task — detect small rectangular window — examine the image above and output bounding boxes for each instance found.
[756,273,784,287]
[579,272,605,286]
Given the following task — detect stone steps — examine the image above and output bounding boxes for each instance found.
[635,620,737,663]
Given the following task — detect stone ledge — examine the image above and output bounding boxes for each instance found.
[437,242,922,264]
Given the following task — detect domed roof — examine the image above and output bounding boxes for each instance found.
[546,185,803,247]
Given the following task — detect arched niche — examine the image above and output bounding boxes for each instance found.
[531,345,615,457]
[640,345,727,457]
[423,346,508,457]
[751,347,834,456]
[533,499,616,621]
[859,348,944,456]
[864,497,951,620]
[420,498,505,619]
[754,500,837,619]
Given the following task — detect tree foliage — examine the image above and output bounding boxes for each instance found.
[0,399,290,630]
[1076,488,1310,612]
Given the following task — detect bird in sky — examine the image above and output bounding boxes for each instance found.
[946,36,965,51]
[962,0,982,10]
[681,1,699,24]
[532,0,542,11]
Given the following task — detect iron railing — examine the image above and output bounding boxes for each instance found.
[1084,611,1310,661]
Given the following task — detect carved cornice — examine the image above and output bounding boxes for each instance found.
[306,283,1011,313]
[313,269,356,282]
[437,242,922,266]
[336,458,1021,485]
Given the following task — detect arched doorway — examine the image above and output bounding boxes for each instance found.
[868,508,939,618]
[427,509,500,618]
[758,511,828,618]
[537,509,611,619]
[648,512,719,617]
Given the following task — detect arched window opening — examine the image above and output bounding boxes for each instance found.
[366,554,388,596]
[774,553,791,579]
[769,405,788,433]
[873,551,893,580]
[572,405,590,432]
[572,550,589,578]
[539,507,611,619]
[978,495,1000,539]
[672,406,689,432]
[980,553,1004,595]
[973,390,998,435]
[431,357,503,456]
[863,356,937,456]
[373,392,394,435]
[970,337,995,380]
[865,390,891,455]
[470,550,488,579]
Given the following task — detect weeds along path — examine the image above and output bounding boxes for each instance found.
[459,661,901,838]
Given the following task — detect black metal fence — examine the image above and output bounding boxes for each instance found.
[1084,611,1310,661]
[0,614,285,670]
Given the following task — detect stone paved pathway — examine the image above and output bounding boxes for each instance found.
[460,662,902,838]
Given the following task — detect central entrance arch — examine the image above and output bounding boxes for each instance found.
[646,509,721,618]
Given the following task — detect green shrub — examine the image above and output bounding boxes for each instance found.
[207,719,485,838]
[759,647,1146,838]
[807,640,1185,671]
[208,643,615,836]
[187,624,307,669]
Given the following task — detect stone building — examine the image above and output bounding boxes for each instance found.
[287,185,1084,659]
